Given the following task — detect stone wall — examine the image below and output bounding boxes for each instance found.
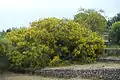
[104,48,120,56]
[36,68,120,80]
[97,58,120,63]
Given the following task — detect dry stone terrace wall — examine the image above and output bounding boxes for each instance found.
[104,48,120,56]
[97,58,120,63]
[36,68,120,80]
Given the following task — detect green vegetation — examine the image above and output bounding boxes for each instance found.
[4,18,104,69]
[0,31,6,39]
[107,13,120,46]
[108,13,120,26]
[0,7,120,79]
[109,21,120,45]
[74,8,107,34]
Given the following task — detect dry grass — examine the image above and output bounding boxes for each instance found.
[0,73,90,80]
[44,62,120,69]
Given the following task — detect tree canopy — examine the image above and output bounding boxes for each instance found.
[108,13,120,26]
[74,8,107,34]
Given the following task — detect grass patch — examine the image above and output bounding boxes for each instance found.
[45,62,120,69]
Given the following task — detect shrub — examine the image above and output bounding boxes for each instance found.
[0,55,9,74]
[5,18,105,69]
[0,37,11,72]
[109,21,120,44]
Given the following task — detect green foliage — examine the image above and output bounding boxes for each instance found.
[0,37,11,71]
[109,21,120,44]
[74,8,107,34]
[5,18,105,69]
[0,31,6,39]
[0,31,11,56]
[108,13,120,26]
[49,55,62,67]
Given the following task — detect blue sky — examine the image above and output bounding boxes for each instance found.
[0,0,120,31]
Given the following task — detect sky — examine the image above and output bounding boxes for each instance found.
[0,0,120,31]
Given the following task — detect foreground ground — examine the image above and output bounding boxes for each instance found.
[45,62,120,69]
[0,73,90,80]
[0,62,120,80]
